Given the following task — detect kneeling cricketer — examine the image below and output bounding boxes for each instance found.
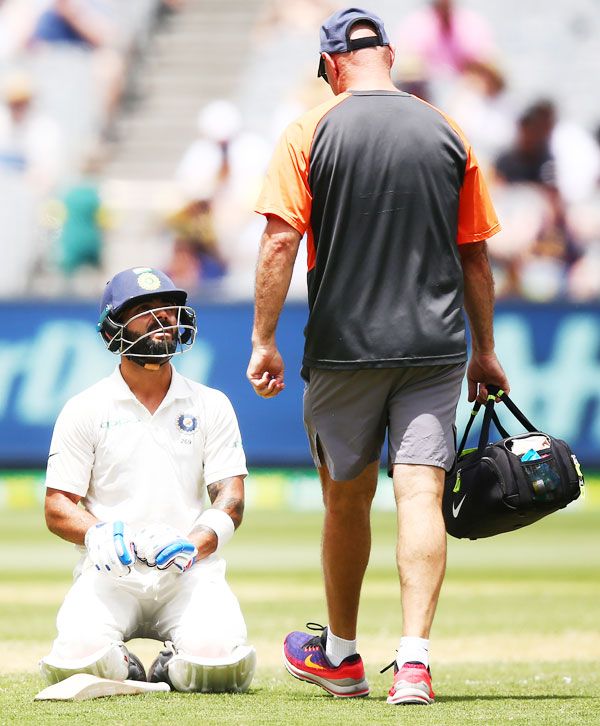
[39,267,255,694]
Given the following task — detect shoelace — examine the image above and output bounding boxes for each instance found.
[380,659,396,674]
[380,647,400,674]
[380,659,431,675]
[303,622,327,649]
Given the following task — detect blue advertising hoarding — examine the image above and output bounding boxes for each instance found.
[0,301,598,467]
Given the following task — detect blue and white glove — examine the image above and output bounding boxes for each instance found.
[84,521,135,577]
[134,524,197,573]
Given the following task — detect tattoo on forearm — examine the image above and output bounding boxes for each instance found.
[207,478,245,528]
[207,480,224,502]
[218,497,244,528]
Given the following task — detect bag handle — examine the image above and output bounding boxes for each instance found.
[491,409,510,439]
[456,385,537,458]
[456,400,482,457]
[455,387,508,456]
[477,391,500,452]
[489,385,537,433]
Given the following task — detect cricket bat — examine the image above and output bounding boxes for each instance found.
[34,673,170,701]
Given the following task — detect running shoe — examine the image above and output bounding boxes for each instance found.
[283,623,369,697]
[385,660,435,705]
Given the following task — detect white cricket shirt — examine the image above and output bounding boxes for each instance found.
[45,365,248,535]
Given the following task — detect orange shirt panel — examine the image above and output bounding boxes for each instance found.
[435,108,501,245]
[255,93,350,237]
[457,148,502,244]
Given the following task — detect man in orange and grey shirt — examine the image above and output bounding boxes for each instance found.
[247,6,509,706]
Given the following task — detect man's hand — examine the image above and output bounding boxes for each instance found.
[134,523,197,573]
[467,351,510,403]
[246,343,285,398]
[84,520,135,577]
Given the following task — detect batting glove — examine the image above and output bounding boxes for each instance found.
[134,524,197,573]
[84,520,135,577]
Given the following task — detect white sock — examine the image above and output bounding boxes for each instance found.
[396,636,429,668]
[325,629,357,667]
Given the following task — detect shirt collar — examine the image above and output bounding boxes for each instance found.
[162,365,194,405]
[109,364,193,404]
[109,365,135,400]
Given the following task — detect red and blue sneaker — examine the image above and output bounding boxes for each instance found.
[384,660,435,705]
[283,623,369,697]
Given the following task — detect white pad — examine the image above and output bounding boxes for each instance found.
[34,674,170,701]
[167,645,256,693]
[39,643,129,685]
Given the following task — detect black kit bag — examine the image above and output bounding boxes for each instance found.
[443,385,585,539]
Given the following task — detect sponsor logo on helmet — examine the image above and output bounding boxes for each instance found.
[177,414,198,433]
[137,271,161,291]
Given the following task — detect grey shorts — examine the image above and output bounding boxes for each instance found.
[303,363,466,481]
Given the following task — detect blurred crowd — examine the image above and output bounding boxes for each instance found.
[0,0,599,301]
[0,0,183,295]
[397,0,600,302]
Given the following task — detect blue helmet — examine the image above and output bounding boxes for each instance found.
[98,267,187,321]
[97,267,196,363]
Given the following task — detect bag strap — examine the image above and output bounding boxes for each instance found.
[477,393,499,452]
[456,392,506,457]
[456,400,481,457]
[456,385,537,458]
[490,386,538,433]
[491,410,510,439]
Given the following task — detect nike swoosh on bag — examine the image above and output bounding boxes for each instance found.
[452,495,467,518]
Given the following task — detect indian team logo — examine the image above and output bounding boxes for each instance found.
[177,413,198,433]
[137,271,161,291]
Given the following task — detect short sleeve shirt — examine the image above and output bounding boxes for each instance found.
[45,366,247,535]
[256,90,500,370]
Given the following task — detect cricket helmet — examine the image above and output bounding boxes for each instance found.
[97,267,196,364]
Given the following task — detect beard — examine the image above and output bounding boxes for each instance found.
[124,327,178,367]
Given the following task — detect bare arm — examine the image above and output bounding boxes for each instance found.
[459,241,495,353]
[459,241,510,402]
[45,488,98,545]
[247,216,302,398]
[188,476,245,560]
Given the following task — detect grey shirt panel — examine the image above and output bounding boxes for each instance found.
[303,91,469,372]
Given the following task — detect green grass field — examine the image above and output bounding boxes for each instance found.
[1,478,599,725]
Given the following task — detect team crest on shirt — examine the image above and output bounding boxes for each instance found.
[177,413,198,433]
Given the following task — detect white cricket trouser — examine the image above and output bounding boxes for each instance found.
[46,557,247,664]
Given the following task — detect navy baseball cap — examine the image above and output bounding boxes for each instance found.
[318,7,390,78]
[98,267,187,325]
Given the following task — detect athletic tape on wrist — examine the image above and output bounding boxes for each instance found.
[196,509,235,548]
